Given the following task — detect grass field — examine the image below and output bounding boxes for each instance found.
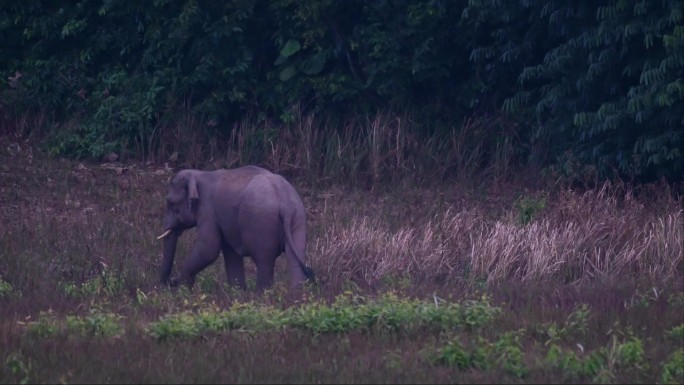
[0,136,682,384]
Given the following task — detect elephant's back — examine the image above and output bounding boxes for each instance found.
[212,166,300,212]
[217,165,271,178]
[212,166,272,192]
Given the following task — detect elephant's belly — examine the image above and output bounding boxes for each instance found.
[223,229,283,259]
[223,231,275,257]
[228,235,282,258]
[231,243,249,256]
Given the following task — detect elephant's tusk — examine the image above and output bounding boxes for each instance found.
[156,229,172,240]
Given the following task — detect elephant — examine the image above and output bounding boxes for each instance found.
[156,165,314,291]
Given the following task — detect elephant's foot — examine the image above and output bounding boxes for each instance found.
[168,276,195,289]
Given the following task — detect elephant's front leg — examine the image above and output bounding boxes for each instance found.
[222,245,246,290]
[177,229,221,287]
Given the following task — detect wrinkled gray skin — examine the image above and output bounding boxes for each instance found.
[158,165,314,291]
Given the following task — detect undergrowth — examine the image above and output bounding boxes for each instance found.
[0,130,682,383]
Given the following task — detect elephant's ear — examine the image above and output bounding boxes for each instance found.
[187,173,199,210]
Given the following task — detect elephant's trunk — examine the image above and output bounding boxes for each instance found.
[160,229,180,285]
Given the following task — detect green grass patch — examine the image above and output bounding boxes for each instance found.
[22,309,124,338]
[147,293,500,340]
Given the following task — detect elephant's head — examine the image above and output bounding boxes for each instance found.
[157,170,201,284]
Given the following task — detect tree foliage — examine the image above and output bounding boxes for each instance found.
[0,0,681,180]
[470,0,683,179]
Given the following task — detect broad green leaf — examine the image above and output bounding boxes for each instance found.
[274,54,288,66]
[301,52,326,75]
[279,65,297,81]
[280,39,301,58]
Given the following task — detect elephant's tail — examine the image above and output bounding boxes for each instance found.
[273,174,314,285]
[280,210,315,285]
[301,264,316,281]
[283,218,316,282]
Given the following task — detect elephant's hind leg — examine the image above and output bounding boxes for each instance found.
[222,245,246,290]
[252,253,277,291]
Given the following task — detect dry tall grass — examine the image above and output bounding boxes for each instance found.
[151,107,518,189]
[310,182,683,288]
[0,111,681,298]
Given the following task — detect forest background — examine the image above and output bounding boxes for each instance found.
[1,0,682,184]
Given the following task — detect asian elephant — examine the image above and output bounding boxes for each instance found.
[156,165,314,291]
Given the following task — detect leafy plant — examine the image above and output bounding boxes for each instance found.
[0,276,13,298]
[4,353,32,385]
[542,304,591,344]
[665,324,684,340]
[58,267,124,298]
[661,349,684,385]
[545,343,604,382]
[431,338,488,370]
[614,336,648,373]
[493,330,527,378]
[22,310,60,338]
[64,310,124,338]
[431,330,527,377]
